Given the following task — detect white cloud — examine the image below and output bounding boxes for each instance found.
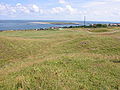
[16,3,30,13]
[31,5,40,13]
[0,3,43,15]
[0,0,120,22]
[83,1,106,7]
[81,1,120,21]
[58,0,77,15]
[16,3,22,6]
[59,0,66,4]
[0,4,6,10]
[66,5,77,14]
[0,4,17,15]
[51,7,64,14]
[108,0,120,2]
[50,5,77,15]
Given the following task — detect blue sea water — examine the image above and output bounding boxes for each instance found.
[0,20,114,31]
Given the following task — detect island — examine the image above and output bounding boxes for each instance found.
[30,22,80,25]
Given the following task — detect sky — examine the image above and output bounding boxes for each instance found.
[0,0,120,22]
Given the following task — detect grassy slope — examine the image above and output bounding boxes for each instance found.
[0,28,120,90]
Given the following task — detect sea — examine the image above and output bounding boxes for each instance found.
[0,20,116,31]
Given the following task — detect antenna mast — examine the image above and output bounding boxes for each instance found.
[84,16,86,27]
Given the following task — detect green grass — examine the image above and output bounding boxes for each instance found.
[87,27,120,32]
[0,28,120,90]
[90,29,109,32]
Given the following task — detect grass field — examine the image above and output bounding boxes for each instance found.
[0,27,120,90]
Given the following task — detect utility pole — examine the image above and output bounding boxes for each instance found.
[84,16,86,27]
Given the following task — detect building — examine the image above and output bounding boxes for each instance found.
[90,24,109,27]
[109,23,120,26]
[49,27,60,29]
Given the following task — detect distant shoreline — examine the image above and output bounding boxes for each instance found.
[30,22,80,25]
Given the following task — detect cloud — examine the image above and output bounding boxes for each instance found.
[32,5,40,12]
[0,1,78,18]
[59,0,66,4]
[58,0,77,14]
[50,5,77,15]
[51,7,64,14]
[0,4,17,15]
[80,0,120,21]
[0,3,43,16]
[16,3,30,13]
[108,0,120,2]
[83,1,106,7]
[66,5,77,14]
[0,0,120,22]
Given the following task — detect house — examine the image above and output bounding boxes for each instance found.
[49,27,60,29]
[109,23,120,26]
